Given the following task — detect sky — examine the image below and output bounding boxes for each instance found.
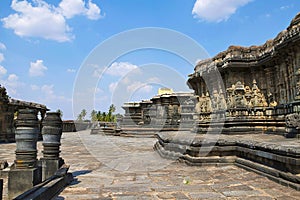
[0,0,299,120]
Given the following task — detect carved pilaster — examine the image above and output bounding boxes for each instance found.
[264,67,275,103]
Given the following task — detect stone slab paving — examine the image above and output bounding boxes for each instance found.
[1,131,300,200]
[55,131,300,200]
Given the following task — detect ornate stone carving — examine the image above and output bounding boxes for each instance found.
[296,81,300,97]
[234,81,247,108]
[286,113,300,128]
[187,13,300,136]
[268,92,278,107]
[225,80,268,109]
[251,80,268,107]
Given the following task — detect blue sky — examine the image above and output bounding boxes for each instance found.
[0,0,299,119]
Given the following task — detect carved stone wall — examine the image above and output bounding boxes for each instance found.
[0,85,49,142]
[0,86,14,141]
[189,13,300,106]
[188,12,300,136]
[121,92,195,129]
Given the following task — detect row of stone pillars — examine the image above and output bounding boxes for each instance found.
[8,109,64,199]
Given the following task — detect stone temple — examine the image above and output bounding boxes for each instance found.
[122,12,300,138]
[119,12,300,190]
[0,85,48,142]
[187,12,300,137]
[1,12,300,200]
[121,88,196,132]
[154,12,300,191]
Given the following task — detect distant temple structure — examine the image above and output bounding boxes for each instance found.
[187,12,300,137]
[121,13,300,138]
[121,89,195,130]
[0,85,48,141]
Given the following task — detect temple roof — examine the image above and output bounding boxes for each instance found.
[193,12,300,72]
[9,98,48,111]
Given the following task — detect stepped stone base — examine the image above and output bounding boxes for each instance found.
[154,131,300,190]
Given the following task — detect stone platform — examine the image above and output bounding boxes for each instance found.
[1,130,300,199]
[155,131,300,191]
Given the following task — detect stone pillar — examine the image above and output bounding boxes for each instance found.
[41,112,64,181]
[8,109,40,199]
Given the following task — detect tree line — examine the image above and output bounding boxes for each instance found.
[77,104,118,122]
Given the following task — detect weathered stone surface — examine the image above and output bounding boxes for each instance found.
[1,130,300,199]
[121,91,195,131]
[155,131,300,190]
[188,12,300,136]
[8,168,40,199]
[0,85,48,142]
[0,160,8,170]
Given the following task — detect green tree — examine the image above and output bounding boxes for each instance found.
[109,104,116,113]
[101,112,107,122]
[77,109,87,121]
[96,111,102,121]
[56,109,63,118]
[90,110,97,122]
[107,104,116,122]
[81,109,87,120]
[77,113,83,121]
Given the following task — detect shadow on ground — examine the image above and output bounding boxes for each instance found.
[69,170,92,185]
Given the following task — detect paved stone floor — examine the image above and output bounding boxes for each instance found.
[1,130,300,199]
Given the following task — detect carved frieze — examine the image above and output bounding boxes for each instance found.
[286,113,300,129]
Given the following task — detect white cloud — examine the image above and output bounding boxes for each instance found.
[127,81,153,93]
[29,59,48,77]
[1,0,102,42]
[122,77,131,84]
[192,0,252,22]
[67,68,76,73]
[86,0,101,20]
[2,0,73,42]
[0,43,6,50]
[105,62,139,77]
[92,64,104,77]
[280,5,293,10]
[41,84,54,96]
[8,74,18,82]
[265,14,271,18]
[59,0,101,20]
[40,84,71,103]
[0,66,7,76]
[31,84,40,91]
[109,82,118,93]
[147,77,161,83]
[0,53,4,63]
[4,74,22,95]
[94,87,103,94]
[0,72,23,96]
[29,84,71,105]
[59,0,86,19]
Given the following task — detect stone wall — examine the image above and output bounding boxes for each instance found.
[188,12,300,136]
[121,92,195,129]
[0,87,14,142]
[0,85,48,142]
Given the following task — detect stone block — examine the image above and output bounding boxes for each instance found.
[8,168,39,199]
[41,158,64,181]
